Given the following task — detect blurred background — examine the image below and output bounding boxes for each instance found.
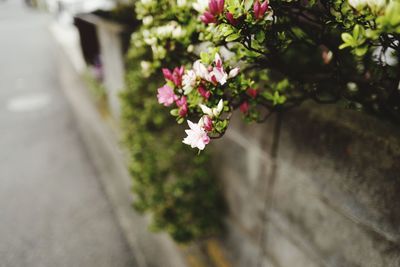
[0,1,137,266]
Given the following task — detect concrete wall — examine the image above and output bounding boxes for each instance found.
[213,102,400,267]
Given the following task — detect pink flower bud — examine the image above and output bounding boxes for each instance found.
[176,96,188,117]
[225,12,238,26]
[208,0,219,15]
[175,96,187,107]
[179,104,188,117]
[260,1,269,16]
[198,86,211,99]
[200,11,216,24]
[247,88,258,98]
[240,101,249,113]
[253,0,261,20]
[254,0,269,20]
[216,0,225,15]
[162,68,173,81]
[171,66,184,87]
[203,116,213,132]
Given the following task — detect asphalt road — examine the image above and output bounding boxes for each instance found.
[0,1,136,266]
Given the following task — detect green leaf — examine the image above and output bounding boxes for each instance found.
[341,33,354,45]
[170,109,179,116]
[177,117,185,124]
[200,52,210,64]
[354,46,368,56]
[225,33,241,42]
[223,27,234,37]
[255,31,265,43]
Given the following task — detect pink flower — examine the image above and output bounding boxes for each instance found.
[162,67,184,87]
[157,85,177,106]
[208,0,224,15]
[253,0,269,20]
[202,116,213,131]
[182,120,211,150]
[198,86,211,99]
[247,88,258,98]
[225,12,238,26]
[176,96,188,117]
[200,11,216,24]
[240,101,249,113]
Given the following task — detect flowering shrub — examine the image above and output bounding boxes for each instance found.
[121,0,400,242]
[150,0,400,150]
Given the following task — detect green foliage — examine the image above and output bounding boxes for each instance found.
[120,46,224,243]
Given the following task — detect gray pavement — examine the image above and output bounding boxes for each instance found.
[0,1,136,266]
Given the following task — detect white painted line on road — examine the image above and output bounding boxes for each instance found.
[6,93,51,112]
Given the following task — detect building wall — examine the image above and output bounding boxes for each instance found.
[214,102,400,267]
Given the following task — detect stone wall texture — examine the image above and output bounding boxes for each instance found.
[213,102,400,267]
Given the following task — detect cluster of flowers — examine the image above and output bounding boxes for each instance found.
[194,0,271,25]
[157,53,241,150]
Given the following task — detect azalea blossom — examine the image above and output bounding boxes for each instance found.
[225,12,238,26]
[210,67,228,85]
[182,70,197,94]
[177,0,187,7]
[182,120,211,150]
[208,0,224,15]
[193,60,210,80]
[200,11,217,24]
[228,67,240,78]
[240,101,249,113]
[209,53,228,85]
[348,0,368,9]
[247,88,258,98]
[254,0,269,20]
[200,115,213,131]
[162,66,184,87]
[198,86,211,99]
[193,0,209,13]
[157,85,177,106]
[199,99,224,118]
[176,96,188,117]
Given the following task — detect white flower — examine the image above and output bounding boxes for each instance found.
[210,67,228,85]
[199,99,224,118]
[182,120,210,150]
[143,16,153,26]
[177,0,187,7]
[228,67,240,78]
[193,0,209,13]
[144,37,157,45]
[348,0,368,9]
[172,26,186,39]
[193,60,210,80]
[182,70,197,94]
[140,61,151,77]
[208,53,228,85]
[141,0,153,5]
[366,0,386,11]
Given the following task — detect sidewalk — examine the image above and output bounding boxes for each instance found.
[0,2,136,266]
